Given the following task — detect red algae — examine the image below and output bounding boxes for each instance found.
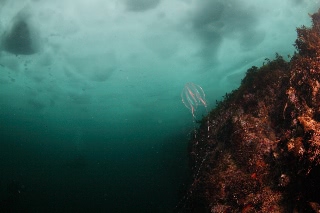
[181,9,320,213]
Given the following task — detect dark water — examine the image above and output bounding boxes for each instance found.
[0,108,191,212]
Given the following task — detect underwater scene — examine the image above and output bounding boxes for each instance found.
[1,0,320,212]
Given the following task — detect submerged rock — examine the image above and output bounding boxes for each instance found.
[181,9,320,213]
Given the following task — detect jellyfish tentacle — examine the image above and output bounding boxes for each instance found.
[181,82,207,118]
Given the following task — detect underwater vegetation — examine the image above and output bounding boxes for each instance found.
[181,8,320,213]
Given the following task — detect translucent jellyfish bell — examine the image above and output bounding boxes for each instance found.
[181,82,207,118]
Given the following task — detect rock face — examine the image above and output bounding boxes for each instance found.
[182,9,320,213]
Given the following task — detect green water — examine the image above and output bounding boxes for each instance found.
[0,0,318,212]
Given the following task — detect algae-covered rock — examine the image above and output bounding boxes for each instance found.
[181,9,320,213]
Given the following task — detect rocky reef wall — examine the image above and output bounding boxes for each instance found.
[182,9,320,213]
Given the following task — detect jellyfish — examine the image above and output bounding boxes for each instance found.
[181,82,207,118]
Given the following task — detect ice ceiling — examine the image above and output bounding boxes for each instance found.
[0,0,318,128]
